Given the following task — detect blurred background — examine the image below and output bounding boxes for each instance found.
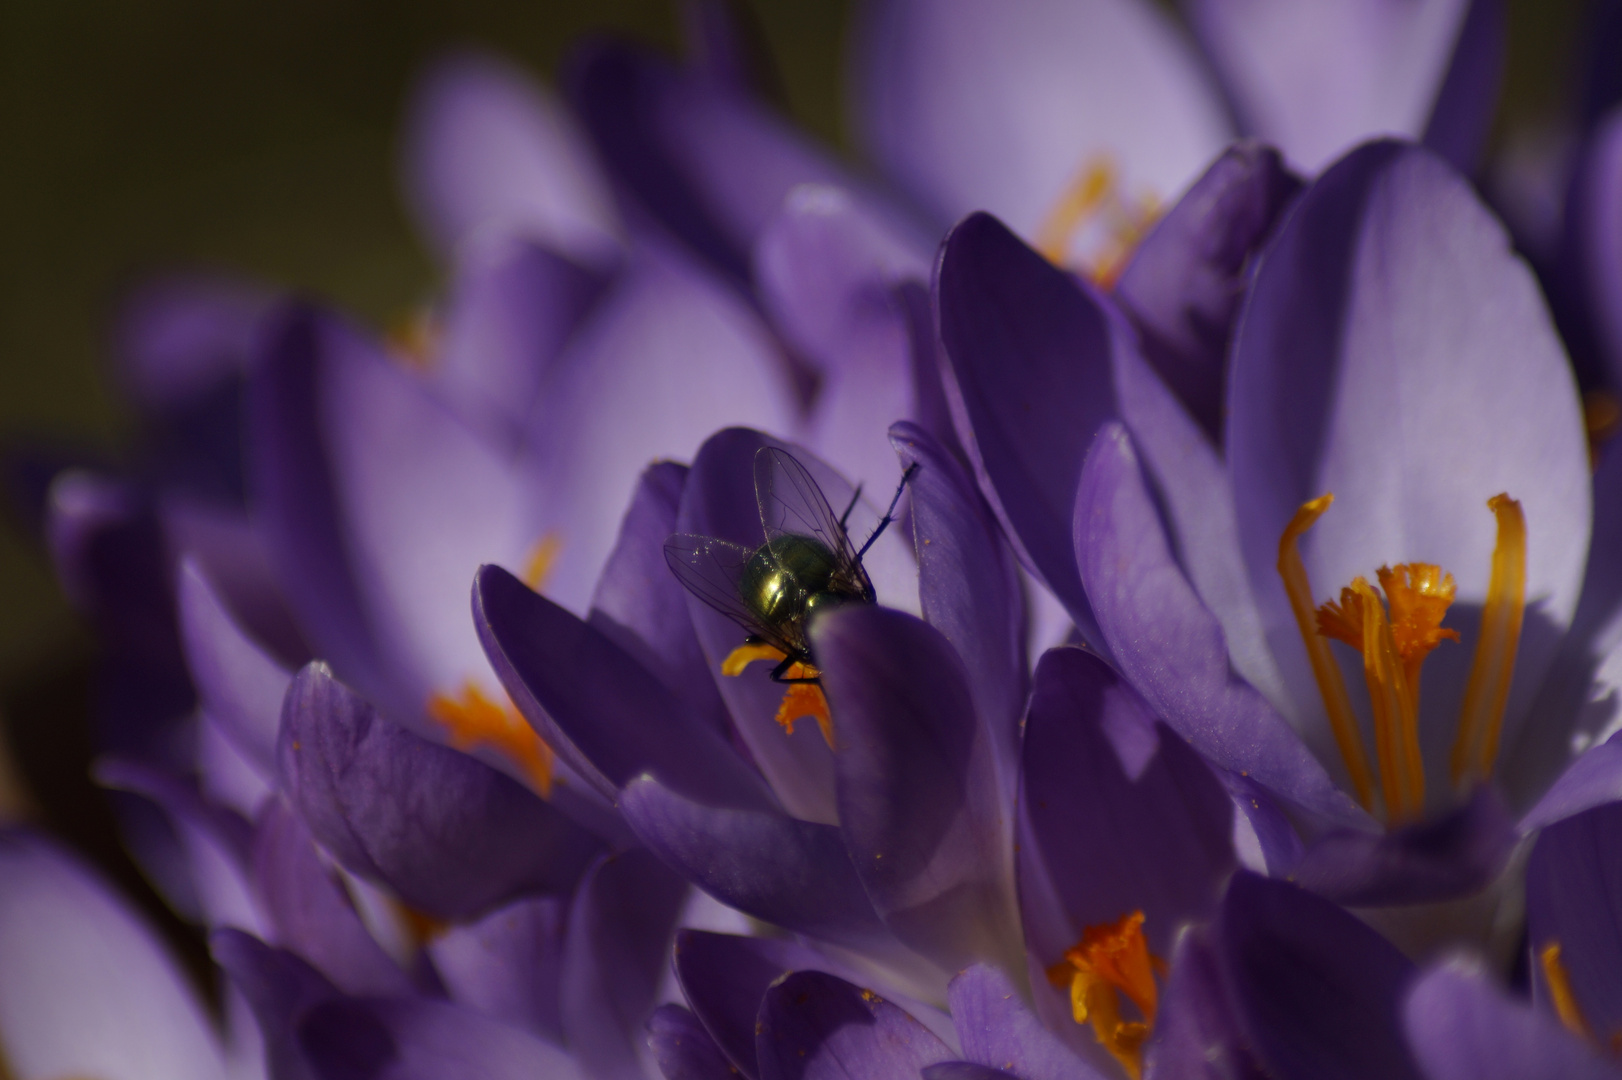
[0,0,1592,951]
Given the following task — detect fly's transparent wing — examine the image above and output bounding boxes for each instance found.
[663,534,797,654]
[753,446,874,600]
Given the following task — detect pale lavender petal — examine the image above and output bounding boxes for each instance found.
[853,0,1231,252]
[402,49,620,266]
[1520,731,1622,832]
[1227,141,1590,793]
[756,970,952,1080]
[0,829,227,1080]
[948,965,1105,1080]
[428,895,567,1044]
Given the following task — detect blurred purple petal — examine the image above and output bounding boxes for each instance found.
[853,0,1230,247]
[1018,647,1234,967]
[212,928,340,1080]
[560,849,690,1080]
[649,1002,739,1080]
[1421,0,1508,171]
[948,964,1104,1080]
[1143,928,1262,1080]
[402,49,621,266]
[1404,962,1622,1080]
[0,829,227,1080]
[1228,141,1590,784]
[1114,142,1301,440]
[1218,872,1421,1080]
[1526,801,1622,1036]
[428,895,567,1044]
[756,970,953,1080]
[475,564,773,810]
[924,1066,1020,1080]
[278,662,602,920]
[1520,731,1622,831]
[619,776,889,948]
[814,605,1021,972]
[1572,106,1622,388]
[112,270,274,412]
[1075,423,1359,823]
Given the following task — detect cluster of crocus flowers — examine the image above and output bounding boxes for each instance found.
[8,1,1622,1079]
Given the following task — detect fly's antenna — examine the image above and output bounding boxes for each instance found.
[856,462,920,562]
[838,484,864,531]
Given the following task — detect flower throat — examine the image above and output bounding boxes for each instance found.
[1278,493,1526,822]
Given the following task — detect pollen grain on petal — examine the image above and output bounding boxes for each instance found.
[427,680,556,798]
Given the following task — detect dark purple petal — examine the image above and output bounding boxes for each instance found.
[675,930,835,1078]
[1143,928,1265,1080]
[426,895,567,1044]
[1076,423,1360,824]
[401,49,620,266]
[756,970,952,1080]
[299,996,588,1080]
[1289,787,1515,906]
[1019,646,1234,967]
[588,461,731,740]
[475,564,773,810]
[1421,0,1508,172]
[933,212,1125,646]
[948,964,1104,1080]
[1403,962,1622,1080]
[278,662,603,920]
[177,557,291,777]
[851,0,1229,244]
[1218,872,1421,1080]
[431,234,611,447]
[251,798,416,998]
[1227,141,1590,784]
[212,928,340,1080]
[1115,142,1301,440]
[1578,107,1622,388]
[890,421,1026,791]
[1526,801,1622,1035]
[924,1066,1020,1080]
[813,605,1021,972]
[560,849,690,1080]
[619,776,889,948]
[0,829,227,1080]
[649,1003,740,1080]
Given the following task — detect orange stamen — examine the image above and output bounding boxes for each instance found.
[1377,563,1461,708]
[722,644,836,749]
[1046,911,1159,1080]
[1541,942,1593,1040]
[522,532,565,592]
[1450,495,1526,787]
[1033,154,1159,287]
[386,308,440,371]
[427,681,556,798]
[1278,495,1375,811]
[1586,390,1621,468]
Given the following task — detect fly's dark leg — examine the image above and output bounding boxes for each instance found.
[856,462,920,561]
[769,655,822,685]
[838,484,864,531]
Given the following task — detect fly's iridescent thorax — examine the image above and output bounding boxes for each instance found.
[741,533,864,638]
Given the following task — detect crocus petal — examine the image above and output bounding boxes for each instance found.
[948,965,1105,1080]
[1403,961,1622,1080]
[648,1003,740,1080]
[177,557,291,778]
[1114,141,1302,439]
[1519,730,1622,832]
[619,776,890,949]
[853,0,1231,251]
[212,929,340,1080]
[588,461,731,740]
[933,212,1127,646]
[0,829,226,1080]
[401,49,621,266]
[430,233,612,448]
[1525,801,1622,1035]
[523,245,799,616]
[278,662,602,920]
[891,420,1027,793]
[756,970,953,1080]
[428,895,567,1045]
[1419,0,1508,171]
[1143,928,1260,1080]
[813,605,1021,973]
[250,798,416,999]
[1573,105,1622,389]
[112,270,273,412]
[1076,423,1360,824]
[247,301,535,724]
[1228,141,1590,781]
[1186,0,1493,174]
[474,564,773,811]
[299,996,589,1080]
[560,849,690,1080]
[1218,871,1422,1080]
[1018,646,1234,967]
[1287,786,1515,906]
[924,1066,1020,1080]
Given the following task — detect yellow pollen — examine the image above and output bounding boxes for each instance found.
[427,681,556,798]
[1450,495,1526,788]
[522,532,565,592]
[1540,942,1594,1040]
[722,643,836,749]
[386,308,441,371]
[1034,154,1159,287]
[1046,911,1160,1080]
[1277,494,1376,811]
